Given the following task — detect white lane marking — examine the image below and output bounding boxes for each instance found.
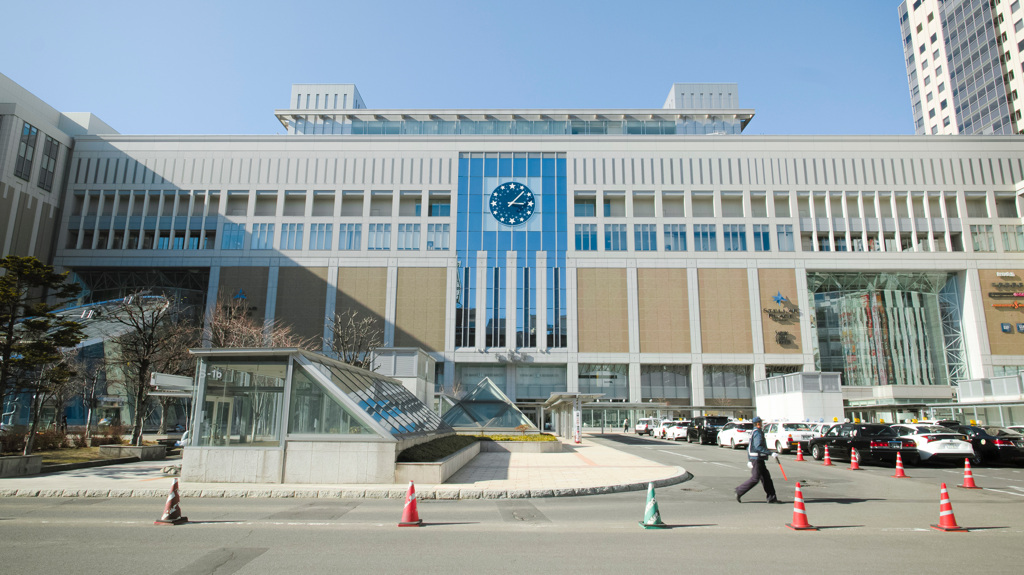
[985,488,1024,498]
[655,449,704,462]
[708,462,741,470]
[1007,485,1024,492]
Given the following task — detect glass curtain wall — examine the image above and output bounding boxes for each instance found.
[197,357,287,447]
[808,272,955,387]
[455,153,567,350]
[578,364,629,399]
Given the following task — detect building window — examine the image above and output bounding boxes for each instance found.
[605,224,627,251]
[753,224,771,251]
[427,223,449,250]
[970,225,995,252]
[574,197,596,217]
[634,224,657,251]
[834,236,848,252]
[397,223,420,250]
[1001,225,1024,251]
[367,223,390,250]
[37,136,59,192]
[938,82,945,92]
[428,197,451,216]
[221,223,245,249]
[776,224,795,252]
[664,224,687,251]
[251,223,275,249]
[1014,0,1021,13]
[309,223,333,250]
[575,224,597,251]
[280,223,304,250]
[723,224,746,252]
[339,223,361,250]
[817,236,832,251]
[694,224,717,251]
[14,122,38,181]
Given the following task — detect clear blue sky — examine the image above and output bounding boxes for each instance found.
[2,1,911,136]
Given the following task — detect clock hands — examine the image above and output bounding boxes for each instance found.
[507,190,526,206]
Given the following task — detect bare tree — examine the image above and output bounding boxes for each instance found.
[64,352,106,442]
[106,294,197,446]
[22,351,76,455]
[206,297,317,350]
[326,308,383,370]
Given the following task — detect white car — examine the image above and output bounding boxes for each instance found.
[891,424,975,463]
[663,420,691,441]
[808,422,834,438]
[653,419,678,439]
[635,417,660,436]
[765,421,816,453]
[1007,425,1024,434]
[717,421,754,449]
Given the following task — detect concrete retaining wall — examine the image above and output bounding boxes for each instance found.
[395,441,481,484]
[0,455,42,477]
[98,445,166,460]
[479,440,563,453]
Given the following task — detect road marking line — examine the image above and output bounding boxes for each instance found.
[1006,485,1024,492]
[708,462,740,470]
[985,488,1024,498]
[656,449,704,462]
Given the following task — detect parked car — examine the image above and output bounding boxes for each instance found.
[652,419,677,439]
[890,424,974,464]
[1008,425,1024,435]
[717,421,754,449]
[665,420,691,441]
[765,421,816,453]
[808,422,834,438]
[808,423,918,465]
[635,417,660,436]
[948,425,1024,466]
[687,416,730,444]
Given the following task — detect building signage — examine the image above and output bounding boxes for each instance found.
[996,272,1017,277]
[992,282,1024,289]
[1018,323,1024,333]
[988,292,1024,298]
[763,291,798,322]
[1002,323,1013,333]
[993,301,1024,310]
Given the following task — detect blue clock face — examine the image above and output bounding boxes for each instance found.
[489,182,535,225]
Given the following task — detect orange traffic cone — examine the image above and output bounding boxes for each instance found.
[398,481,423,527]
[848,448,861,470]
[892,452,908,478]
[154,478,188,525]
[822,446,833,466]
[958,458,980,489]
[795,444,805,462]
[785,482,817,531]
[930,483,968,532]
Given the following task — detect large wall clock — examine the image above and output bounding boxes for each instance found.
[489,182,535,225]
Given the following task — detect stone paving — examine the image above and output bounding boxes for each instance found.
[0,435,689,499]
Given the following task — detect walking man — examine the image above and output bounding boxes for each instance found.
[735,417,780,503]
[623,418,629,433]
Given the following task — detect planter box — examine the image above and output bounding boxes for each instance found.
[98,445,167,460]
[480,440,563,453]
[395,440,481,484]
[0,455,43,477]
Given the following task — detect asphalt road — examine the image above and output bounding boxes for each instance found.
[1,433,1022,574]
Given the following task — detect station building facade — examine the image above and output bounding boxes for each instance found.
[5,77,1024,427]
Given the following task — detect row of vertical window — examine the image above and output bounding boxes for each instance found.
[13,121,60,192]
[574,223,783,252]
[220,223,451,251]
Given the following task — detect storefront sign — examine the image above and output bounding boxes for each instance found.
[988,292,1024,298]
[1002,323,1013,333]
[763,291,798,322]
[992,282,1024,289]
[993,301,1023,310]
[996,272,1017,278]
[775,331,793,345]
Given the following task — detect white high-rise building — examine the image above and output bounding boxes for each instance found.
[899,0,1024,135]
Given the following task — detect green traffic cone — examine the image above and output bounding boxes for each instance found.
[638,482,667,529]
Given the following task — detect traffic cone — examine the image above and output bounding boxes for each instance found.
[958,458,980,489]
[154,478,188,525]
[398,481,423,526]
[848,448,861,470]
[930,483,968,532]
[785,482,817,531]
[638,482,667,529]
[822,446,833,466]
[892,452,908,478]
[795,444,805,462]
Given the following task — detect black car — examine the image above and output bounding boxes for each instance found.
[687,416,729,445]
[949,425,1024,466]
[808,423,918,465]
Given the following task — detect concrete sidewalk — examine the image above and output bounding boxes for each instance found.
[0,435,689,499]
